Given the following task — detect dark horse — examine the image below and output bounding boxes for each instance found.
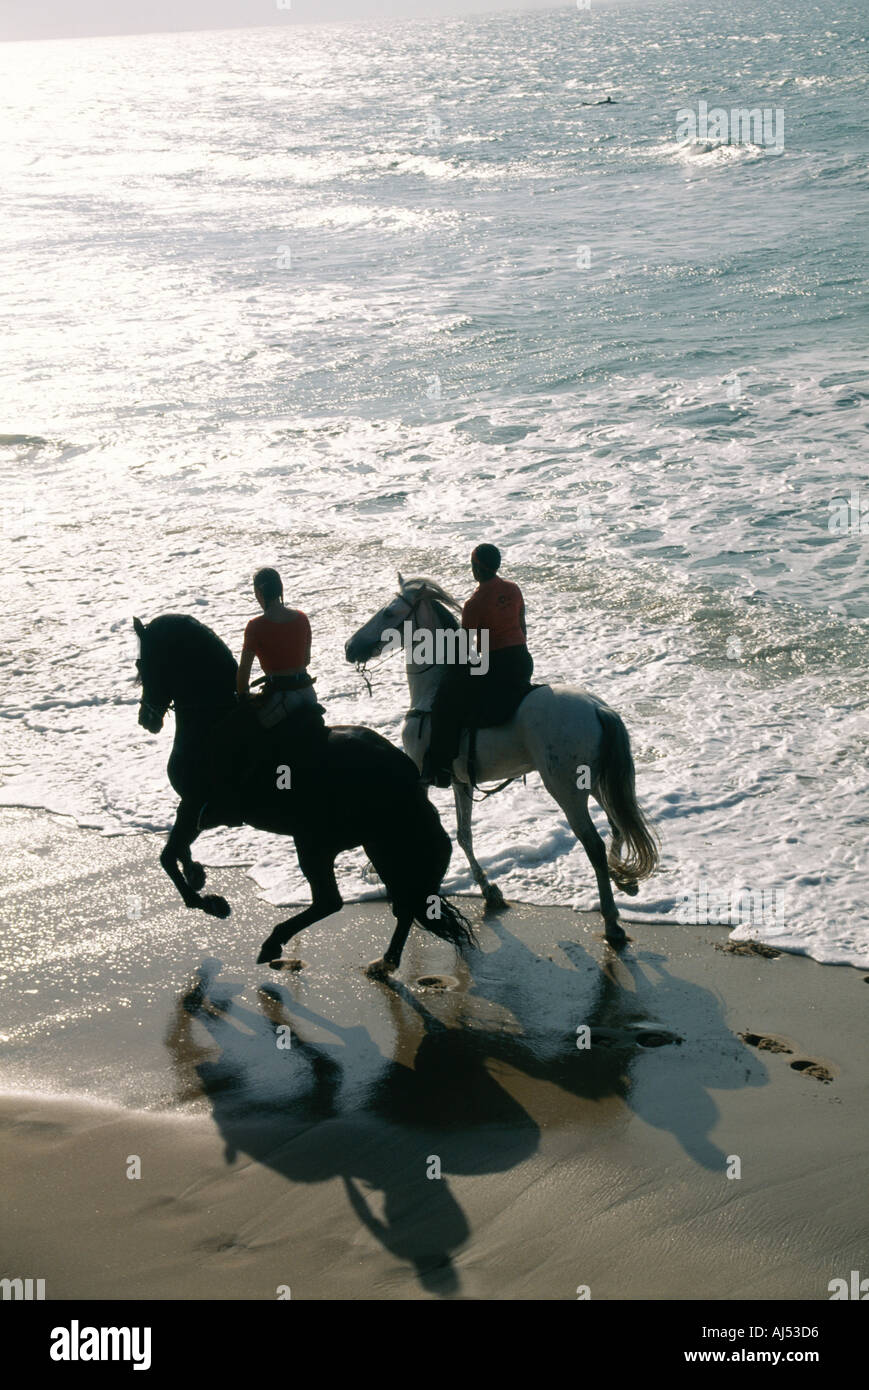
[133,614,474,976]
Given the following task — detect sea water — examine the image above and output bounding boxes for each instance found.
[1,0,867,966]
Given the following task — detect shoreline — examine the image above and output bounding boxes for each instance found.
[1,797,864,970]
[1,806,866,1300]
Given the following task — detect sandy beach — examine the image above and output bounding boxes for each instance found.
[0,806,865,1301]
[2,0,868,1328]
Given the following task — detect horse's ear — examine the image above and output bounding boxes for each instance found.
[397,571,405,590]
[133,616,146,639]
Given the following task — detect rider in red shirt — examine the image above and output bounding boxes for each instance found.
[237,567,317,729]
[462,572,526,655]
[425,544,533,787]
[199,567,321,830]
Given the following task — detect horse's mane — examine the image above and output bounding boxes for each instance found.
[431,597,460,630]
[143,614,237,675]
[401,577,461,628]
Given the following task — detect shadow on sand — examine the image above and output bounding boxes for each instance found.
[166,918,766,1296]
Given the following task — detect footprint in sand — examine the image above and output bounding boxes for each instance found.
[789,1058,835,1083]
[740,1032,835,1083]
[740,1031,792,1054]
[197,1234,253,1256]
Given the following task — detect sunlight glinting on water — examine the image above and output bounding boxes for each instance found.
[1,0,867,966]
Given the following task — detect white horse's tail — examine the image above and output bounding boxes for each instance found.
[594,703,660,883]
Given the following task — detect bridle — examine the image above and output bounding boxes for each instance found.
[139,694,236,722]
[139,697,169,724]
[358,587,518,802]
[135,639,239,725]
[354,587,434,695]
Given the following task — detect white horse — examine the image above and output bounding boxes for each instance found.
[345,576,659,947]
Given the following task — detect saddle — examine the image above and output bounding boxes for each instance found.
[201,701,329,828]
[464,683,541,789]
[259,701,328,772]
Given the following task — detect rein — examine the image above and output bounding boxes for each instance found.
[472,776,521,803]
[140,696,236,721]
[354,657,386,698]
[357,590,519,799]
[354,589,430,696]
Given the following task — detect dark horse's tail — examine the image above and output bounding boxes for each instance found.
[366,789,476,954]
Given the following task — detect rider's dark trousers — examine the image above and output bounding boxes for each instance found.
[207,699,326,818]
[428,643,533,776]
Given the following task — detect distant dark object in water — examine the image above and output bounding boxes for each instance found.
[581,96,617,105]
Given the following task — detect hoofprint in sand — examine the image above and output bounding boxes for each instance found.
[0,807,864,1300]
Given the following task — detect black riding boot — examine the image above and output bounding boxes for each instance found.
[425,667,468,786]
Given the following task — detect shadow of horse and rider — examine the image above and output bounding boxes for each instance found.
[166,920,767,1296]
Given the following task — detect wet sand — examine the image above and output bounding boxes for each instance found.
[0,807,866,1300]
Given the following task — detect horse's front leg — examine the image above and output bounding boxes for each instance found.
[160,798,230,918]
[454,778,505,911]
[179,843,207,893]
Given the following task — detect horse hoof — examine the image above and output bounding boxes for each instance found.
[201,894,231,919]
[257,940,280,964]
[605,923,628,949]
[484,885,506,911]
[365,958,395,980]
[187,862,206,891]
[614,878,639,897]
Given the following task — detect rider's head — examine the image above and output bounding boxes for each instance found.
[253,567,283,609]
[471,543,501,583]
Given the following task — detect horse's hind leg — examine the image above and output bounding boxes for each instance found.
[598,803,639,897]
[360,837,414,979]
[256,843,342,966]
[544,775,627,948]
[365,907,414,981]
[454,779,505,911]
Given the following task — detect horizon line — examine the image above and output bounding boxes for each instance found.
[0,0,618,48]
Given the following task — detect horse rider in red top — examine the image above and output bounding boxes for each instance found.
[199,567,320,829]
[237,567,318,728]
[424,544,534,787]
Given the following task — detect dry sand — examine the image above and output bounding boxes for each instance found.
[0,807,866,1300]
